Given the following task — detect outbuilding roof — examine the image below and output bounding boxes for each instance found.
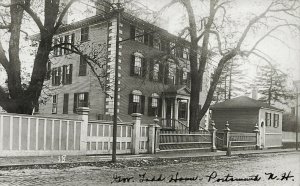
[210,96,282,111]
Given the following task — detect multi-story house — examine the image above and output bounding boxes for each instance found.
[38,1,214,130]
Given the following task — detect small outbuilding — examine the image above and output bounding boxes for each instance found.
[210,96,283,148]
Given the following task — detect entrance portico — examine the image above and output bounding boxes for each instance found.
[161,86,190,131]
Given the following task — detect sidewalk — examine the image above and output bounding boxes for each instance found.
[0,148,297,168]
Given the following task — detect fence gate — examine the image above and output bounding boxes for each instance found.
[86,122,133,155]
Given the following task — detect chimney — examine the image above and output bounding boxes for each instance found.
[60,0,69,25]
[252,86,258,100]
[95,0,112,15]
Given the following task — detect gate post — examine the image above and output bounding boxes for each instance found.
[253,123,260,150]
[209,120,217,152]
[153,117,161,153]
[223,121,231,150]
[77,107,90,154]
[131,113,142,155]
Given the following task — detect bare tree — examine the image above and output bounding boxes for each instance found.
[159,0,300,131]
[0,0,79,114]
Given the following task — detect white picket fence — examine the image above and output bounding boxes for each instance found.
[0,113,83,156]
[0,108,156,157]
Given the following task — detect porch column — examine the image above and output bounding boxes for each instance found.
[174,98,179,128]
[223,121,230,150]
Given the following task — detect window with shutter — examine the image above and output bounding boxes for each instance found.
[79,55,87,76]
[81,27,89,42]
[71,33,75,52]
[149,34,154,47]
[144,33,149,45]
[52,95,58,114]
[148,93,159,116]
[63,94,69,114]
[130,54,145,77]
[128,90,143,114]
[135,27,144,43]
[59,36,63,55]
[130,25,136,40]
[53,38,58,56]
[64,35,71,54]
[153,35,161,50]
[73,92,89,113]
[142,58,147,77]
[52,67,61,86]
[46,61,51,80]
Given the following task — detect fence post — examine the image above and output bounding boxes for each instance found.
[131,113,142,155]
[148,124,156,154]
[253,123,260,150]
[209,120,217,152]
[153,117,161,153]
[77,107,90,154]
[223,121,231,150]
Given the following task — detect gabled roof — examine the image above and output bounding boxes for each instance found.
[210,96,282,111]
[163,85,190,97]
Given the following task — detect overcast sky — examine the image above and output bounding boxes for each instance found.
[0,0,299,84]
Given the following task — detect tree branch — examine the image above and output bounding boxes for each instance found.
[54,0,78,31]
[0,42,9,70]
[236,2,274,50]
[0,24,10,29]
[19,2,45,32]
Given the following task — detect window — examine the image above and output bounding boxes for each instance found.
[52,95,58,114]
[81,27,89,42]
[176,47,183,58]
[63,94,69,114]
[134,56,142,75]
[45,61,51,80]
[130,54,147,77]
[153,63,159,81]
[128,90,145,114]
[53,38,58,56]
[148,93,161,116]
[178,99,188,120]
[79,55,87,76]
[62,64,72,84]
[73,92,89,113]
[170,42,176,55]
[182,70,188,85]
[64,35,71,54]
[58,36,63,56]
[265,112,271,127]
[291,107,295,116]
[71,33,75,52]
[183,48,189,59]
[153,35,161,50]
[135,27,144,43]
[52,67,61,86]
[273,114,279,128]
[168,62,176,84]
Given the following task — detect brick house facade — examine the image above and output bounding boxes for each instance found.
[38,3,214,129]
